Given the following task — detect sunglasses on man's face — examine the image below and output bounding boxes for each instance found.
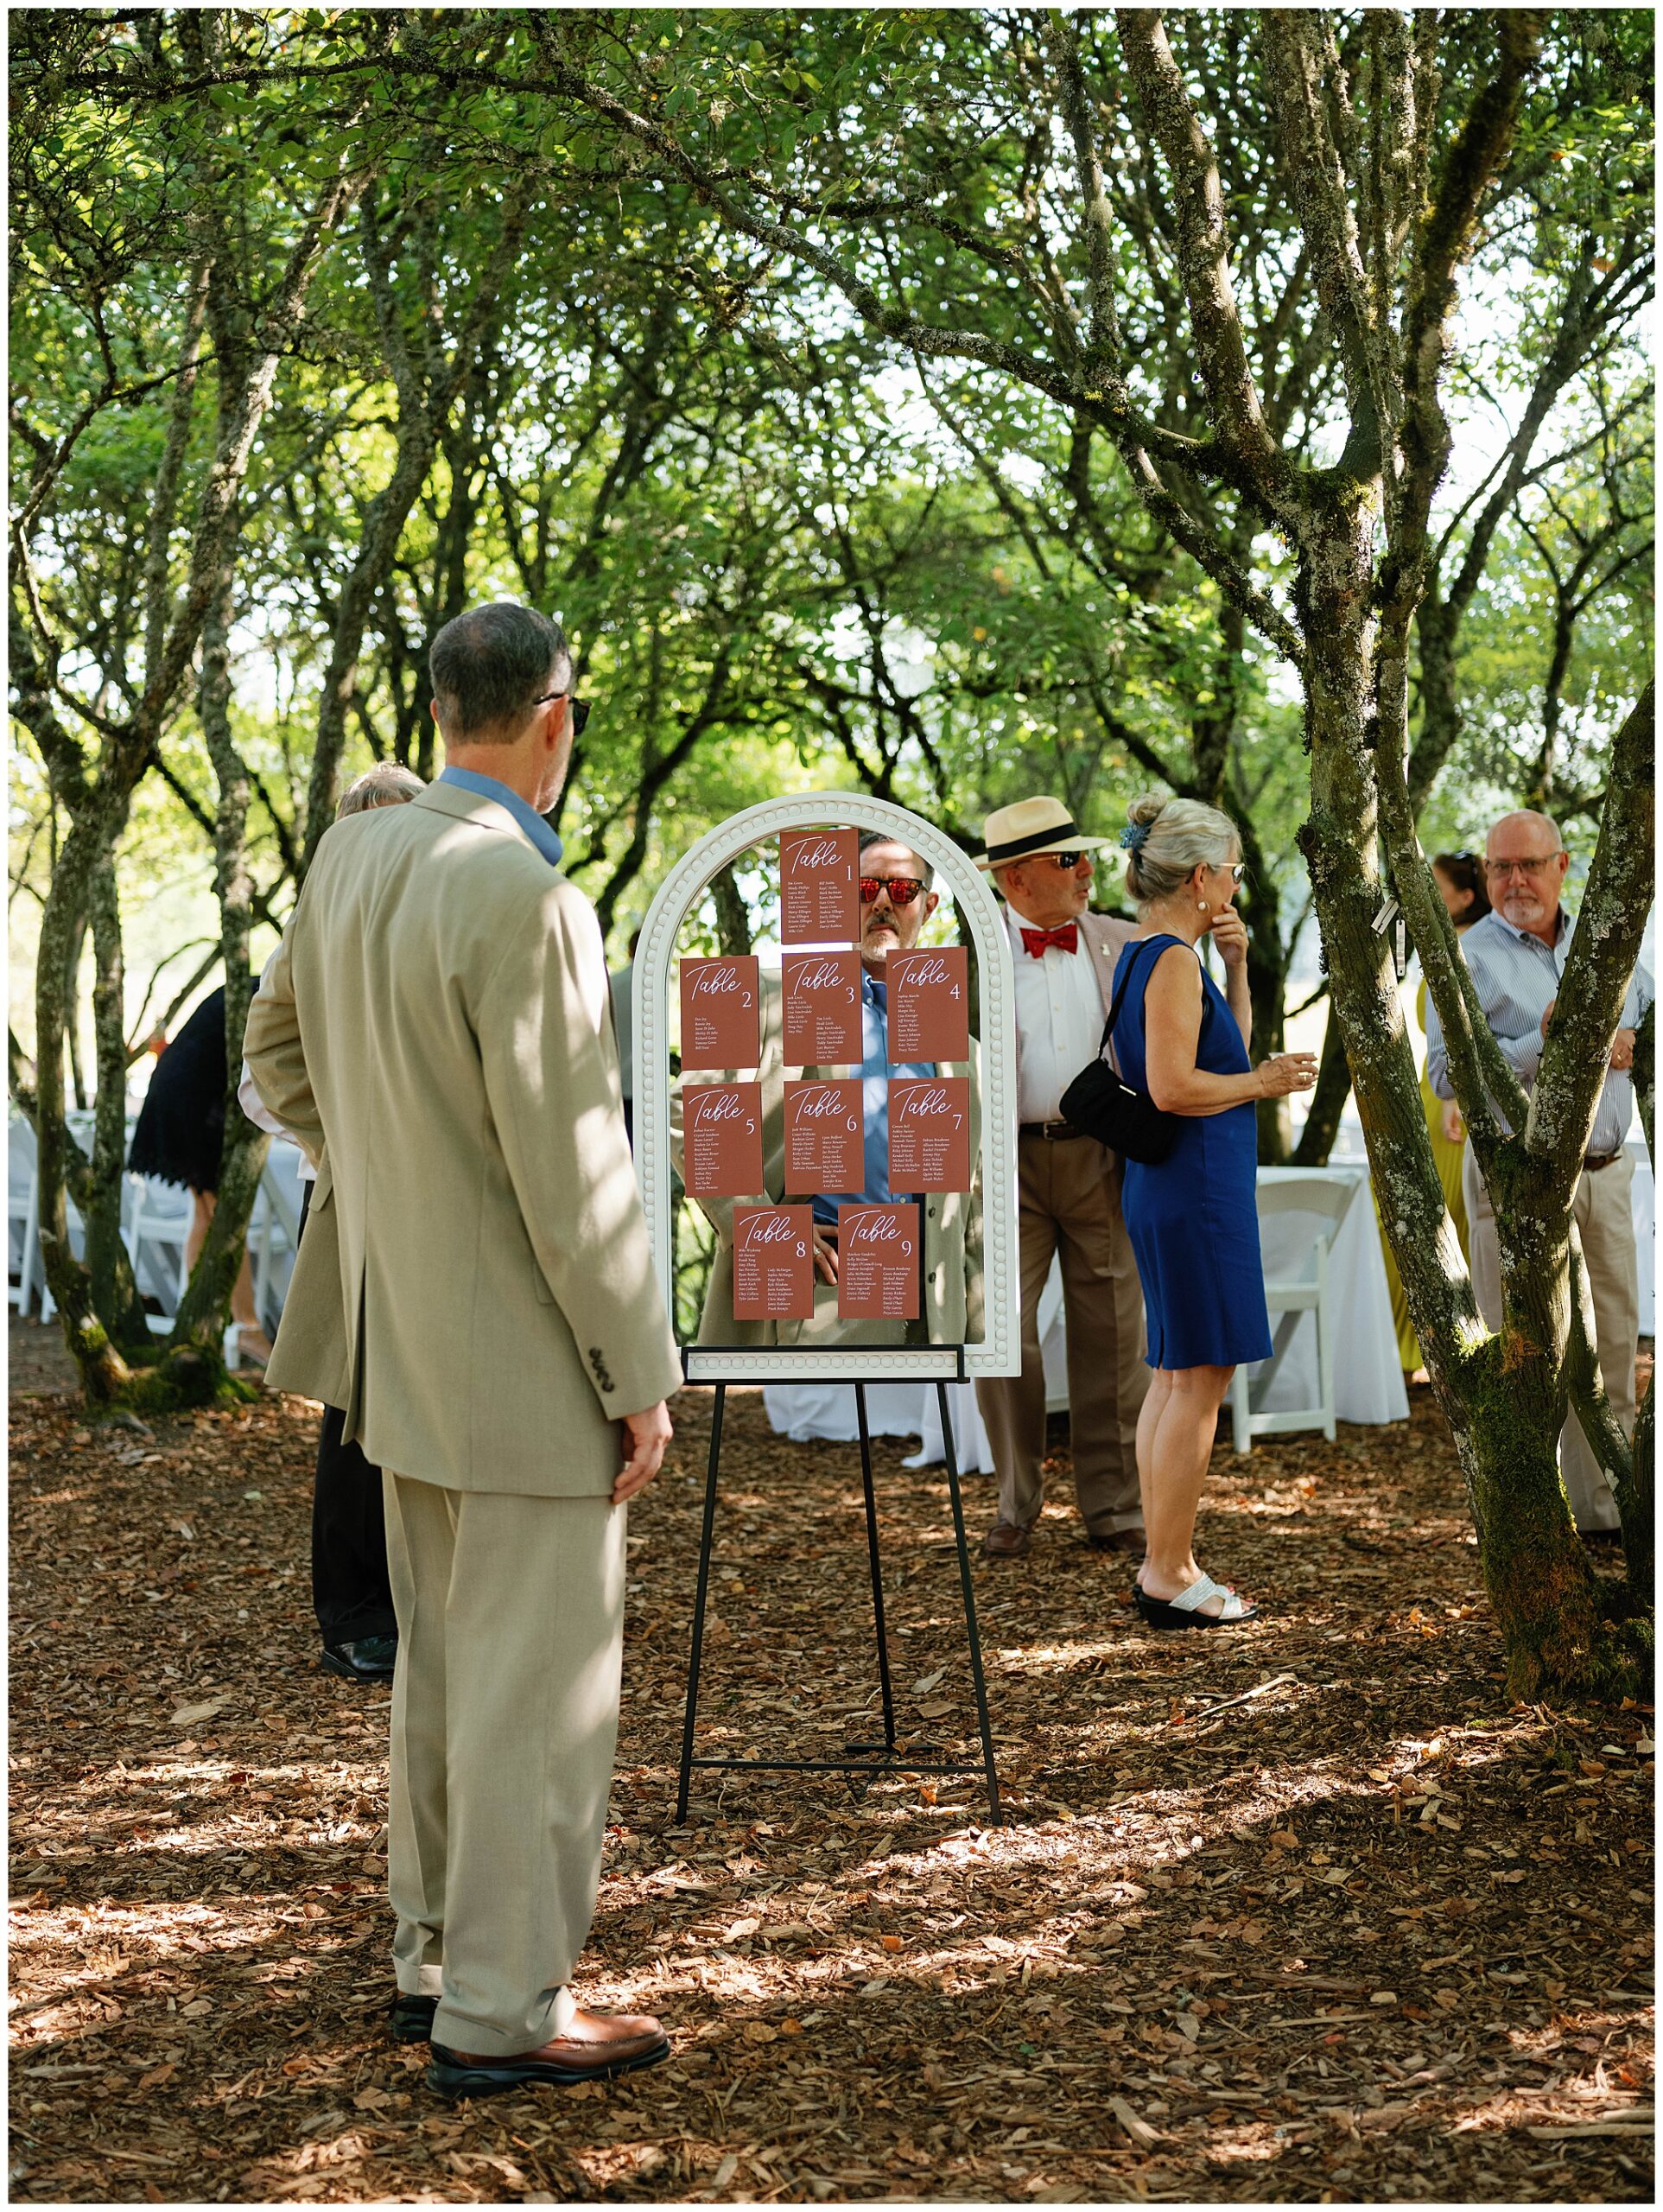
[1032,849,1089,870]
[860,874,929,907]
[532,690,591,736]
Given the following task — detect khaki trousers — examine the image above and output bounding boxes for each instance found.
[383,1472,626,2056]
[976,1131,1148,1536]
[1462,1147,1637,1535]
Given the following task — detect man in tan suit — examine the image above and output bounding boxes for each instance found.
[246,602,682,2100]
[973,798,1148,1560]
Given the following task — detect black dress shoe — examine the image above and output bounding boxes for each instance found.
[321,1633,397,1681]
[1086,1529,1146,1556]
[390,1992,439,2042]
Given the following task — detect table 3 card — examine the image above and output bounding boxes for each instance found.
[682,1082,765,1197]
[887,947,969,1063]
[887,1077,971,1192]
[678,956,760,1071]
[779,827,860,945]
[732,1205,816,1321]
[783,1079,863,1193]
[837,1202,921,1321]
[782,950,863,1065]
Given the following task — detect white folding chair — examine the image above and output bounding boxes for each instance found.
[1230,1176,1355,1453]
[10,1113,41,1316]
[124,1172,193,1332]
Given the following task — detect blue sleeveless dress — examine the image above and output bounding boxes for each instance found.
[1113,935,1273,1371]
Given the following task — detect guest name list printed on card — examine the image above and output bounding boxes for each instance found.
[888,1077,972,1192]
[888,947,970,1063]
[783,1079,863,1194]
[732,1205,817,1321]
[683,1082,765,1198]
[837,1203,921,1320]
[782,950,863,1065]
[779,827,860,945]
[678,956,761,1071]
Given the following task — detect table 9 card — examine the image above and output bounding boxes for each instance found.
[780,827,860,944]
[783,1079,863,1193]
[887,1077,972,1192]
[887,947,970,1063]
[837,1203,921,1320]
[682,1082,765,1197]
[782,950,863,1065]
[679,956,760,1071]
[733,1205,817,1320]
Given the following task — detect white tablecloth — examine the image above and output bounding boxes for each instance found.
[1629,1136,1653,1335]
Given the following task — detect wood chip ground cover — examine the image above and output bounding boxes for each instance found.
[9,1318,1654,2203]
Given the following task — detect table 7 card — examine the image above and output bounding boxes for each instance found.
[782,950,863,1065]
[836,1203,921,1320]
[682,1083,765,1198]
[733,1205,816,1320]
[678,956,761,1071]
[887,1077,972,1192]
[887,947,969,1062]
[780,827,860,945]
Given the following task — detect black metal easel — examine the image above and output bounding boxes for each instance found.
[675,1370,1002,1826]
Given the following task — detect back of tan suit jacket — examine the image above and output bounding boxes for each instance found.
[245,781,682,1497]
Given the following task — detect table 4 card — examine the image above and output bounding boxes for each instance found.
[779,827,860,945]
[682,1082,765,1197]
[887,1077,971,1192]
[782,950,864,1065]
[678,956,760,1071]
[836,1202,921,1320]
[783,1079,863,1193]
[732,1205,817,1321]
[887,947,970,1063]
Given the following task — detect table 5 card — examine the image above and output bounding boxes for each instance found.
[886,947,969,1063]
[732,1205,817,1320]
[887,1077,971,1192]
[782,949,863,1064]
[682,1082,765,1197]
[836,1202,920,1320]
[679,956,760,1071]
[779,827,860,945]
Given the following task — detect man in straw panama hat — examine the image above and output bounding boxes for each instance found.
[972,798,1148,1562]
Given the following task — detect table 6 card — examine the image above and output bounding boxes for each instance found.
[732,1205,817,1321]
[679,956,761,1071]
[783,1079,863,1193]
[782,950,863,1064]
[887,1077,972,1192]
[682,1082,765,1198]
[887,947,969,1063]
[836,1202,921,1320]
[780,827,860,945]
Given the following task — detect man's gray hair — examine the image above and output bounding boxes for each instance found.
[428,602,573,743]
[337,762,426,819]
[859,831,934,891]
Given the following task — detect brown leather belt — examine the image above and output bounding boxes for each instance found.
[1583,1152,1621,1173]
[1021,1119,1090,1141]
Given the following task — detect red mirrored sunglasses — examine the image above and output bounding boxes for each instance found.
[860,874,929,906]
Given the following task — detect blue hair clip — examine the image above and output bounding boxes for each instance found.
[1119,822,1151,854]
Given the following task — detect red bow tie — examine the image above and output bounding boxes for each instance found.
[1020,923,1079,957]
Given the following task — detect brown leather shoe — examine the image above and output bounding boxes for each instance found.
[428,2005,670,2098]
[1086,1528,1146,1556]
[982,1520,1032,1559]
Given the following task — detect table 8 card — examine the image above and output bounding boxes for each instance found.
[836,1203,921,1321]
[783,1079,863,1193]
[782,950,863,1065]
[887,1077,972,1192]
[780,827,860,944]
[682,1082,765,1198]
[887,947,970,1063]
[678,956,761,1071]
[733,1206,816,1321]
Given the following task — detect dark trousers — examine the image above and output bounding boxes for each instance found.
[297,1182,397,1647]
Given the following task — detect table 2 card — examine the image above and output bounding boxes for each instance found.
[732,1205,816,1320]
[682,1082,765,1197]
[837,1202,920,1320]
[887,947,969,1063]
[887,1077,971,1192]
[780,827,860,945]
[783,1079,863,1193]
[678,956,760,1071]
[782,950,863,1064]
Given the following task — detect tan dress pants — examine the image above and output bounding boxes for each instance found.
[1462,1147,1637,1535]
[383,1472,626,2056]
[975,1130,1148,1536]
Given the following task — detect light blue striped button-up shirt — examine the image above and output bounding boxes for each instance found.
[1425,906,1652,1157]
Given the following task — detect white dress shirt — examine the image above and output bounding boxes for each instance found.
[1008,907,1108,1124]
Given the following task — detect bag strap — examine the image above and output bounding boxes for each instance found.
[1096,934,1171,1054]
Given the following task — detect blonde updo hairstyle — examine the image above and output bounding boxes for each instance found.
[1122,792,1241,910]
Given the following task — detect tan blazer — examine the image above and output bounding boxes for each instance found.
[245,781,682,1497]
[670,969,983,1351]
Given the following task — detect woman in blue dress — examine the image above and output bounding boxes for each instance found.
[1112,796,1317,1626]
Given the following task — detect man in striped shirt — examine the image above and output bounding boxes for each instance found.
[1425,809,1650,1536]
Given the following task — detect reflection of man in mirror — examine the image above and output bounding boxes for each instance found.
[974,797,1149,1563]
[670,831,982,1349]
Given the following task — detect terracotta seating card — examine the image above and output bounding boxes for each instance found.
[887,946,970,1062]
[682,1082,765,1197]
[733,1205,817,1321]
[782,950,864,1065]
[780,827,860,944]
[887,1077,972,1192]
[679,956,761,1071]
[837,1202,921,1320]
[783,1078,863,1194]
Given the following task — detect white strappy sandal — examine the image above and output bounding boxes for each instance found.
[1133,1571,1260,1630]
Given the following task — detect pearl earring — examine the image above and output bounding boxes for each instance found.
[1197,899,1209,912]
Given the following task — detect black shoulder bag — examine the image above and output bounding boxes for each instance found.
[1058,938,1182,1165]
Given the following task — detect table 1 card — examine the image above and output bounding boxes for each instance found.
[783,1078,863,1194]
[780,827,860,944]
[732,1205,817,1321]
[679,956,761,1071]
[887,946,970,1063]
[782,950,864,1065]
[837,1203,921,1321]
[682,1082,765,1198]
[887,1077,972,1192]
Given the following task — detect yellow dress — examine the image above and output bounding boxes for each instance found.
[1377,976,1470,1373]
